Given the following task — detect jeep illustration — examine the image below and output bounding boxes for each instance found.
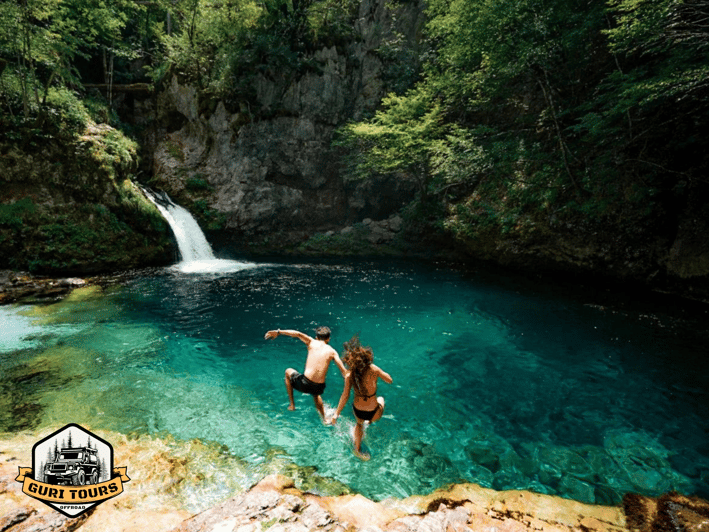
[44,447,101,486]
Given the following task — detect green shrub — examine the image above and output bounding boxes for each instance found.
[83,96,120,126]
[186,176,213,192]
[0,199,37,229]
[166,141,184,162]
[44,87,90,137]
[192,200,226,231]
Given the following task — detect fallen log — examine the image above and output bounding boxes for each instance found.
[83,83,153,94]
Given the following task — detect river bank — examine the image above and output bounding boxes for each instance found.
[0,270,90,305]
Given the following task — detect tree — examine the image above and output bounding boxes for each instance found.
[599,0,709,144]
[159,0,262,91]
[335,89,446,203]
[572,0,709,196]
[0,0,158,134]
[0,0,62,118]
[336,0,708,248]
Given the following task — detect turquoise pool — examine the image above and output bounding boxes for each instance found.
[2,258,707,507]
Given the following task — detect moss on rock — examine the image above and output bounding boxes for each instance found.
[0,122,174,274]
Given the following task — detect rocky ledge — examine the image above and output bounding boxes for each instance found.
[0,270,88,305]
[2,457,708,532]
[169,475,631,532]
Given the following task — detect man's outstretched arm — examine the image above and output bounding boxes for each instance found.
[264,329,313,345]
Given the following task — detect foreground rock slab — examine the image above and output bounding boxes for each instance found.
[3,440,708,532]
[170,475,628,532]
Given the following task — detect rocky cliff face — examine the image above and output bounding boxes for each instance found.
[143,0,424,249]
[134,0,709,302]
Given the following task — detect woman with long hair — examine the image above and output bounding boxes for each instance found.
[331,334,392,460]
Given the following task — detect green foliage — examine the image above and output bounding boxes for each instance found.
[25,207,135,272]
[0,199,37,229]
[335,89,446,198]
[165,140,185,162]
[85,128,139,180]
[0,189,170,273]
[159,0,261,88]
[191,199,226,231]
[423,0,604,108]
[186,176,213,192]
[0,0,151,117]
[594,0,709,125]
[337,0,708,252]
[155,0,360,100]
[430,126,493,189]
[83,96,120,125]
[0,0,163,147]
[605,0,672,56]
[0,70,92,141]
[307,0,359,45]
[44,86,91,134]
[0,0,706,269]
[376,32,421,96]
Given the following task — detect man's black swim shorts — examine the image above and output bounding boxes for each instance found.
[290,372,326,396]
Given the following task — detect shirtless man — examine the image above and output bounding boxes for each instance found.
[264,326,346,421]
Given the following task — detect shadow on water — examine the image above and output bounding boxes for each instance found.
[432,264,709,502]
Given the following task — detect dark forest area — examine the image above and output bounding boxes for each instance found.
[1,0,708,297]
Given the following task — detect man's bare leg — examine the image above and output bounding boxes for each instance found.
[284,368,296,410]
[313,395,326,421]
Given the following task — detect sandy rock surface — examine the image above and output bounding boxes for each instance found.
[2,431,707,532]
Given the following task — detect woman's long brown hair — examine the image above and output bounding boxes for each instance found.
[342,334,373,396]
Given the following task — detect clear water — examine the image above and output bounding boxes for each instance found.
[2,258,708,507]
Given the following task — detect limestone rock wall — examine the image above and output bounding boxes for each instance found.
[147,0,424,247]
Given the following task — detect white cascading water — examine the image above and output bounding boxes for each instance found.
[154,201,215,263]
[143,188,259,274]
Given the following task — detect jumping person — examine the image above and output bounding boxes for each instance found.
[264,326,346,421]
[332,334,392,460]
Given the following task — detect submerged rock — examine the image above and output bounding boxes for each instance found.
[623,492,709,532]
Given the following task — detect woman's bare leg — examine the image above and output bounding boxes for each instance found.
[353,420,370,461]
[371,397,385,423]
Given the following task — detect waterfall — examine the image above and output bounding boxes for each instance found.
[142,188,259,274]
[154,200,216,263]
